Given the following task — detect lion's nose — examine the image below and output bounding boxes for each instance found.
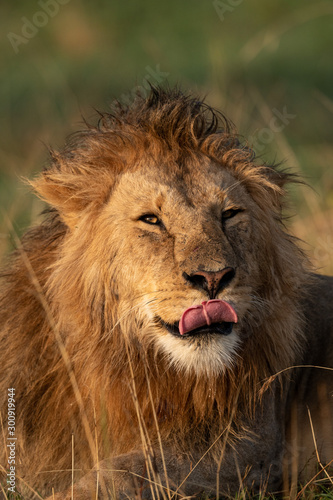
[183,267,236,299]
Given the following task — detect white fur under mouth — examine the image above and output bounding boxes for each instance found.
[155,327,241,377]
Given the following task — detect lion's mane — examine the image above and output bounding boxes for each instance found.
[0,87,309,495]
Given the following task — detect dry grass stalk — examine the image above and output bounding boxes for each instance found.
[307,407,333,486]
[259,365,333,398]
[296,458,333,499]
[124,338,169,500]
[71,433,74,500]
[3,213,98,466]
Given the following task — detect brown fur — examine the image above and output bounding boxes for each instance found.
[0,87,332,499]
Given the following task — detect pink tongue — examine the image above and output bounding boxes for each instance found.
[179,299,237,335]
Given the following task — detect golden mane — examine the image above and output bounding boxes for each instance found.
[0,87,311,497]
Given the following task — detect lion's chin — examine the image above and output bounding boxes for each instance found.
[154,326,240,377]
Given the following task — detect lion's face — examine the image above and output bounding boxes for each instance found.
[35,91,302,379]
[99,156,265,376]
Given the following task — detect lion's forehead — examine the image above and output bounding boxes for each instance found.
[112,162,249,214]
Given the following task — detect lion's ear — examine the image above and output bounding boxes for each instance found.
[29,151,112,228]
[29,173,84,228]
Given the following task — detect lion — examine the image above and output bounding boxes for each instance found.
[0,87,332,499]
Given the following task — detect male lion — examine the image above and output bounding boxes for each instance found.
[0,87,332,499]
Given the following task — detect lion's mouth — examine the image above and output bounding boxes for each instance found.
[157,299,237,338]
[159,319,235,338]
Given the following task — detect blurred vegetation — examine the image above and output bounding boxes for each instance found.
[1,0,333,272]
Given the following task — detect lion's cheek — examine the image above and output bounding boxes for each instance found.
[225,220,263,281]
[224,220,252,259]
[126,235,177,289]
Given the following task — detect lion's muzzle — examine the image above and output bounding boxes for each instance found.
[182,267,236,299]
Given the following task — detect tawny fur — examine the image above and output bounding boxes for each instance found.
[0,87,332,499]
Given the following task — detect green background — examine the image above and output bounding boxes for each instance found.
[1,0,333,271]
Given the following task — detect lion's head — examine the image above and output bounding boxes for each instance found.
[31,87,306,381]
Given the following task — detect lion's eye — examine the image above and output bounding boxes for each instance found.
[222,208,243,220]
[139,214,161,225]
